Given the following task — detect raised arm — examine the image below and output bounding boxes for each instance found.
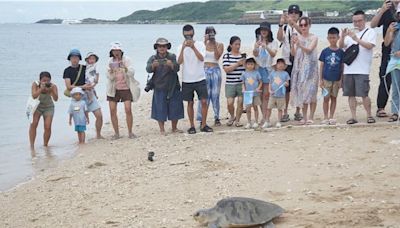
[371,1,389,28]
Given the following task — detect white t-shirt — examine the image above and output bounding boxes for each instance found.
[177,41,206,83]
[281,24,296,65]
[343,27,377,75]
[255,40,278,69]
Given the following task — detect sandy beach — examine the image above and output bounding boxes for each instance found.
[1,39,400,228]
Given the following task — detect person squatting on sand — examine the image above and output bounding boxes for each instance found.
[63,49,104,139]
[146,37,184,135]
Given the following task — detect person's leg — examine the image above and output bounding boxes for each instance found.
[213,68,222,120]
[200,98,208,128]
[187,101,195,128]
[302,104,308,123]
[123,100,134,137]
[329,96,337,119]
[278,109,283,121]
[323,97,329,120]
[349,96,357,120]
[43,114,53,147]
[266,108,272,122]
[362,96,372,118]
[158,121,166,135]
[246,105,252,124]
[254,104,259,124]
[227,97,235,121]
[284,92,290,116]
[171,120,179,132]
[29,112,41,148]
[262,83,270,120]
[78,132,85,144]
[309,102,317,121]
[377,48,392,113]
[92,109,103,139]
[236,96,243,124]
[391,70,400,116]
[109,101,119,138]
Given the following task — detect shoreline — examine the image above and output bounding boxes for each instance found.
[2,38,400,227]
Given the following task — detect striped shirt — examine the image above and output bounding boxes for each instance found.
[223,52,245,85]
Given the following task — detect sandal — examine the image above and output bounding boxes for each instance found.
[388,114,399,122]
[329,119,337,125]
[346,118,358,125]
[298,119,306,125]
[280,114,290,122]
[306,120,314,125]
[214,119,222,126]
[227,117,235,126]
[376,109,388,118]
[187,127,196,134]
[235,122,243,127]
[200,125,213,133]
[294,113,303,121]
[367,116,376,124]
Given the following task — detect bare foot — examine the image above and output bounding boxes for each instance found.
[96,135,105,139]
[128,133,138,139]
[171,129,184,133]
[111,134,121,140]
[160,131,168,136]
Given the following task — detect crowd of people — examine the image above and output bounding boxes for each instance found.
[28,2,400,147]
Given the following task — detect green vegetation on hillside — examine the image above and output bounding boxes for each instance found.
[118,0,382,23]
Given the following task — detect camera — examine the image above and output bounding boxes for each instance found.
[144,75,154,92]
[45,83,52,88]
[241,53,247,59]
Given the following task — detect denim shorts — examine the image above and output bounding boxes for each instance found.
[259,67,270,84]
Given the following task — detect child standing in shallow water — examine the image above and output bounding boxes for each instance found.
[68,87,89,144]
[85,52,99,104]
[265,58,290,128]
[241,58,263,129]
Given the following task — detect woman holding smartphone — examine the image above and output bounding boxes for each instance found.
[106,42,138,139]
[222,36,246,127]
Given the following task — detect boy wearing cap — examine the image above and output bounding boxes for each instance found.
[277,4,303,122]
[64,49,103,139]
[85,52,99,104]
[68,87,89,144]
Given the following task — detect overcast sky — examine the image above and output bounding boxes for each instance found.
[0,1,206,23]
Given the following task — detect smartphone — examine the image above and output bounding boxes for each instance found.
[184,35,193,41]
[241,53,247,59]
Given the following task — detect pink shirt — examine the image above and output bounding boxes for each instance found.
[111,60,129,90]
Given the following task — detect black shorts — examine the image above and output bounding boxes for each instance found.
[182,80,208,101]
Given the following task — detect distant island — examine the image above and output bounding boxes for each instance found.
[36,0,382,25]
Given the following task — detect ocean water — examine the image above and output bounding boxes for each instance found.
[0,23,359,191]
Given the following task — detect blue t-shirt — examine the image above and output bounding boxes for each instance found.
[241,70,261,95]
[269,70,290,98]
[319,47,344,81]
[68,99,87,126]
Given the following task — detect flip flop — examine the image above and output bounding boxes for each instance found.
[187,127,196,134]
[367,116,376,124]
[329,119,337,125]
[376,109,388,118]
[235,122,243,127]
[346,118,358,125]
[306,120,314,125]
[388,114,399,122]
[227,117,235,127]
[280,114,290,122]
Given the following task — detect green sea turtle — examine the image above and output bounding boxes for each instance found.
[193,197,284,228]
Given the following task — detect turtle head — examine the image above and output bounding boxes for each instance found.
[193,209,216,225]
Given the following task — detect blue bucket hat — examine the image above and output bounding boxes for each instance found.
[67,48,82,61]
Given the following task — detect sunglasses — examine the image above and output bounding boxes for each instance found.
[157,45,168,48]
[288,10,299,14]
[299,23,308,27]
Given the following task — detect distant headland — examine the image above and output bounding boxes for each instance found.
[36,0,382,25]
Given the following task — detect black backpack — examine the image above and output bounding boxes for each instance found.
[343,29,369,65]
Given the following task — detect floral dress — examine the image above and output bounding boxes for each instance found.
[290,34,319,108]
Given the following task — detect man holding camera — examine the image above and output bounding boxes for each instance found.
[371,0,400,118]
[146,38,184,135]
[339,10,377,124]
[178,24,213,134]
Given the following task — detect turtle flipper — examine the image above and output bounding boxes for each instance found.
[262,221,275,228]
